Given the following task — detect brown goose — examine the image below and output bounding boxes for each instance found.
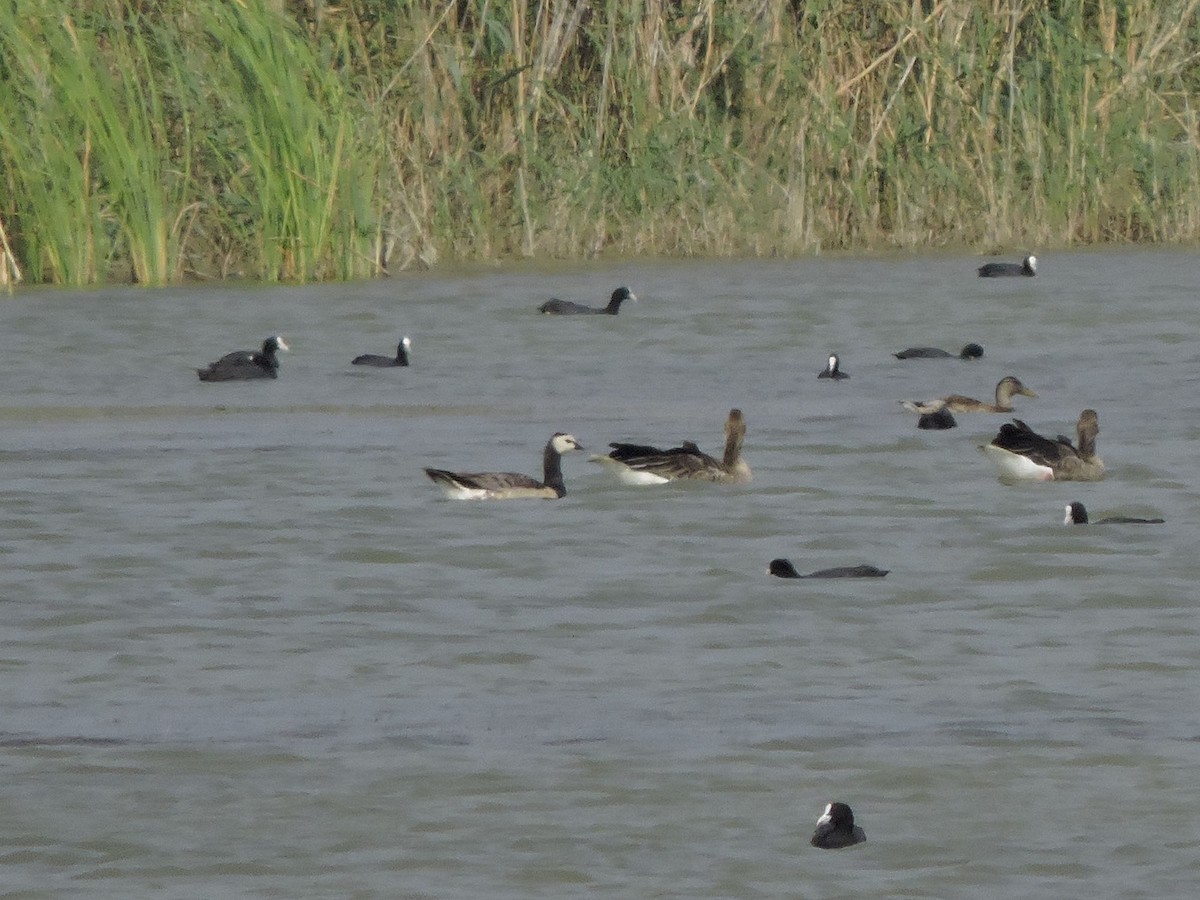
[902,375,1037,414]
[590,409,751,485]
[979,409,1104,482]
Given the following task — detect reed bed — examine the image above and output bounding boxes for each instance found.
[0,0,1197,286]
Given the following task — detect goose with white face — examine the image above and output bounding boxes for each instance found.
[424,433,584,500]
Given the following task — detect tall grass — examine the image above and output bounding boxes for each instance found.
[0,0,1198,285]
[350,0,1200,263]
[0,0,380,285]
[204,2,379,281]
[0,4,109,284]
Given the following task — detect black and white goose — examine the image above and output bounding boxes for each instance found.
[590,409,751,485]
[810,802,867,850]
[423,433,584,500]
[980,409,1104,482]
[197,335,289,381]
[538,287,636,315]
[1064,501,1163,525]
[978,254,1037,277]
[353,336,411,367]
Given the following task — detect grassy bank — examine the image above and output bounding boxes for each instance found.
[1,0,1198,287]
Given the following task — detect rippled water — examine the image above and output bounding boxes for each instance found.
[2,250,1199,897]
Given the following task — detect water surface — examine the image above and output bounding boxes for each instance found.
[2,249,1199,898]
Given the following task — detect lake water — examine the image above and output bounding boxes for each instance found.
[2,249,1198,898]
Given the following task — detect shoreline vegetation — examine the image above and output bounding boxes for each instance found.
[1,0,1198,288]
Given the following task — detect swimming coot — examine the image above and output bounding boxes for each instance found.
[353,336,411,367]
[818,354,849,380]
[197,335,289,381]
[810,802,867,850]
[917,408,958,430]
[894,343,984,360]
[978,255,1037,277]
[1063,501,1162,525]
[769,559,888,579]
[538,287,636,315]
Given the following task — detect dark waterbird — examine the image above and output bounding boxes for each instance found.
[894,342,984,360]
[538,286,636,315]
[769,559,888,579]
[1064,501,1163,525]
[978,254,1037,277]
[818,354,849,380]
[810,802,867,850]
[353,336,411,367]
[197,335,289,381]
[917,408,958,430]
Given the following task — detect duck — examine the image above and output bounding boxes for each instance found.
[590,409,751,485]
[538,286,636,315]
[769,559,889,579]
[818,354,849,379]
[423,433,584,499]
[978,254,1037,277]
[197,335,289,381]
[1064,501,1163,525]
[352,336,411,367]
[902,375,1037,414]
[894,342,984,360]
[917,408,957,430]
[979,409,1104,482]
[810,802,867,850]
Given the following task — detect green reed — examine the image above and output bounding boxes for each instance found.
[0,0,1197,285]
[0,0,380,285]
[0,4,107,285]
[61,9,194,284]
[203,2,378,281]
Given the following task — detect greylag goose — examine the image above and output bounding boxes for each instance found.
[590,409,751,485]
[980,409,1104,482]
